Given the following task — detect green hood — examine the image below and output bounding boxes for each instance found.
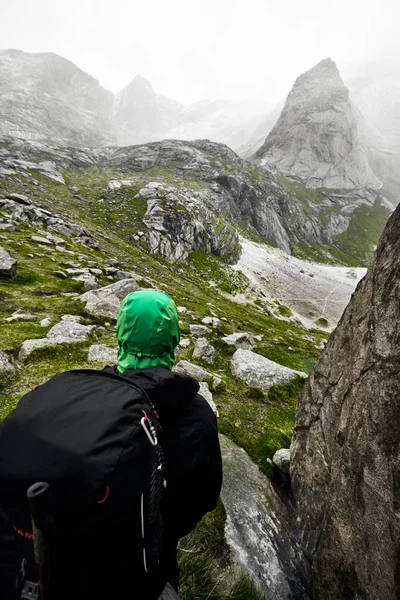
[116,290,180,373]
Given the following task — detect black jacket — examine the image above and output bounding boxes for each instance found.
[0,367,222,599]
[109,367,223,590]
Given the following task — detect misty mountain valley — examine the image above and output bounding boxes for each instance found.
[0,2,400,598]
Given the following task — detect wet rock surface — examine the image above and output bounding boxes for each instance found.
[220,434,310,600]
[291,203,400,599]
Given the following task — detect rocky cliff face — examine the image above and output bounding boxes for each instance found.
[290,202,400,599]
[254,59,381,190]
[0,136,390,266]
[0,50,115,147]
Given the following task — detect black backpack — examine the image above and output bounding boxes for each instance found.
[0,369,166,600]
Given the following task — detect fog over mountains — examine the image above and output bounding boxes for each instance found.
[0,48,399,205]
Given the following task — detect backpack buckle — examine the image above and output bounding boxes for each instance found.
[16,559,40,600]
[21,580,40,600]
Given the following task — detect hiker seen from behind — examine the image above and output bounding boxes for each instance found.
[0,289,223,600]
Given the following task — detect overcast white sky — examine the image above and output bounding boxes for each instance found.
[1,0,399,104]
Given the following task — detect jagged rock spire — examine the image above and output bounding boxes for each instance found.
[254,58,381,190]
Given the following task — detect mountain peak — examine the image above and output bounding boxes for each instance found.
[254,59,381,190]
[120,74,154,96]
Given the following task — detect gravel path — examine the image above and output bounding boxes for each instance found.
[234,238,367,330]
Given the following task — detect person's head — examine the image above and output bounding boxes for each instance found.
[116,289,180,373]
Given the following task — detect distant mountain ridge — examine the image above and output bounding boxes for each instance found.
[0,49,398,206]
[0,49,115,147]
[0,49,265,150]
[113,75,184,145]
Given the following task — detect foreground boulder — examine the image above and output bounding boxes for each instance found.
[291,203,400,600]
[0,246,17,280]
[79,278,139,319]
[220,435,310,599]
[19,316,95,360]
[231,349,306,395]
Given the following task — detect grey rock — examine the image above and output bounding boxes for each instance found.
[0,246,17,279]
[46,320,95,342]
[105,258,119,267]
[40,317,52,327]
[79,278,140,319]
[6,193,30,205]
[192,337,216,365]
[55,246,74,254]
[189,324,211,337]
[31,235,53,246]
[17,318,97,359]
[107,179,121,191]
[272,449,291,474]
[88,344,117,363]
[82,277,100,291]
[177,306,188,314]
[80,236,99,250]
[231,349,307,395]
[5,311,38,323]
[66,268,89,276]
[173,360,222,388]
[52,270,68,279]
[198,382,219,417]
[178,338,191,348]
[60,314,82,322]
[19,338,51,360]
[0,350,14,372]
[201,316,222,327]
[115,270,134,280]
[290,202,400,600]
[222,332,255,350]
[220,435,310,599]
[48,222,73,238]
[0,222,15,232]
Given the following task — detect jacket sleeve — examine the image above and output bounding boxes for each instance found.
[162,396,223,540]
